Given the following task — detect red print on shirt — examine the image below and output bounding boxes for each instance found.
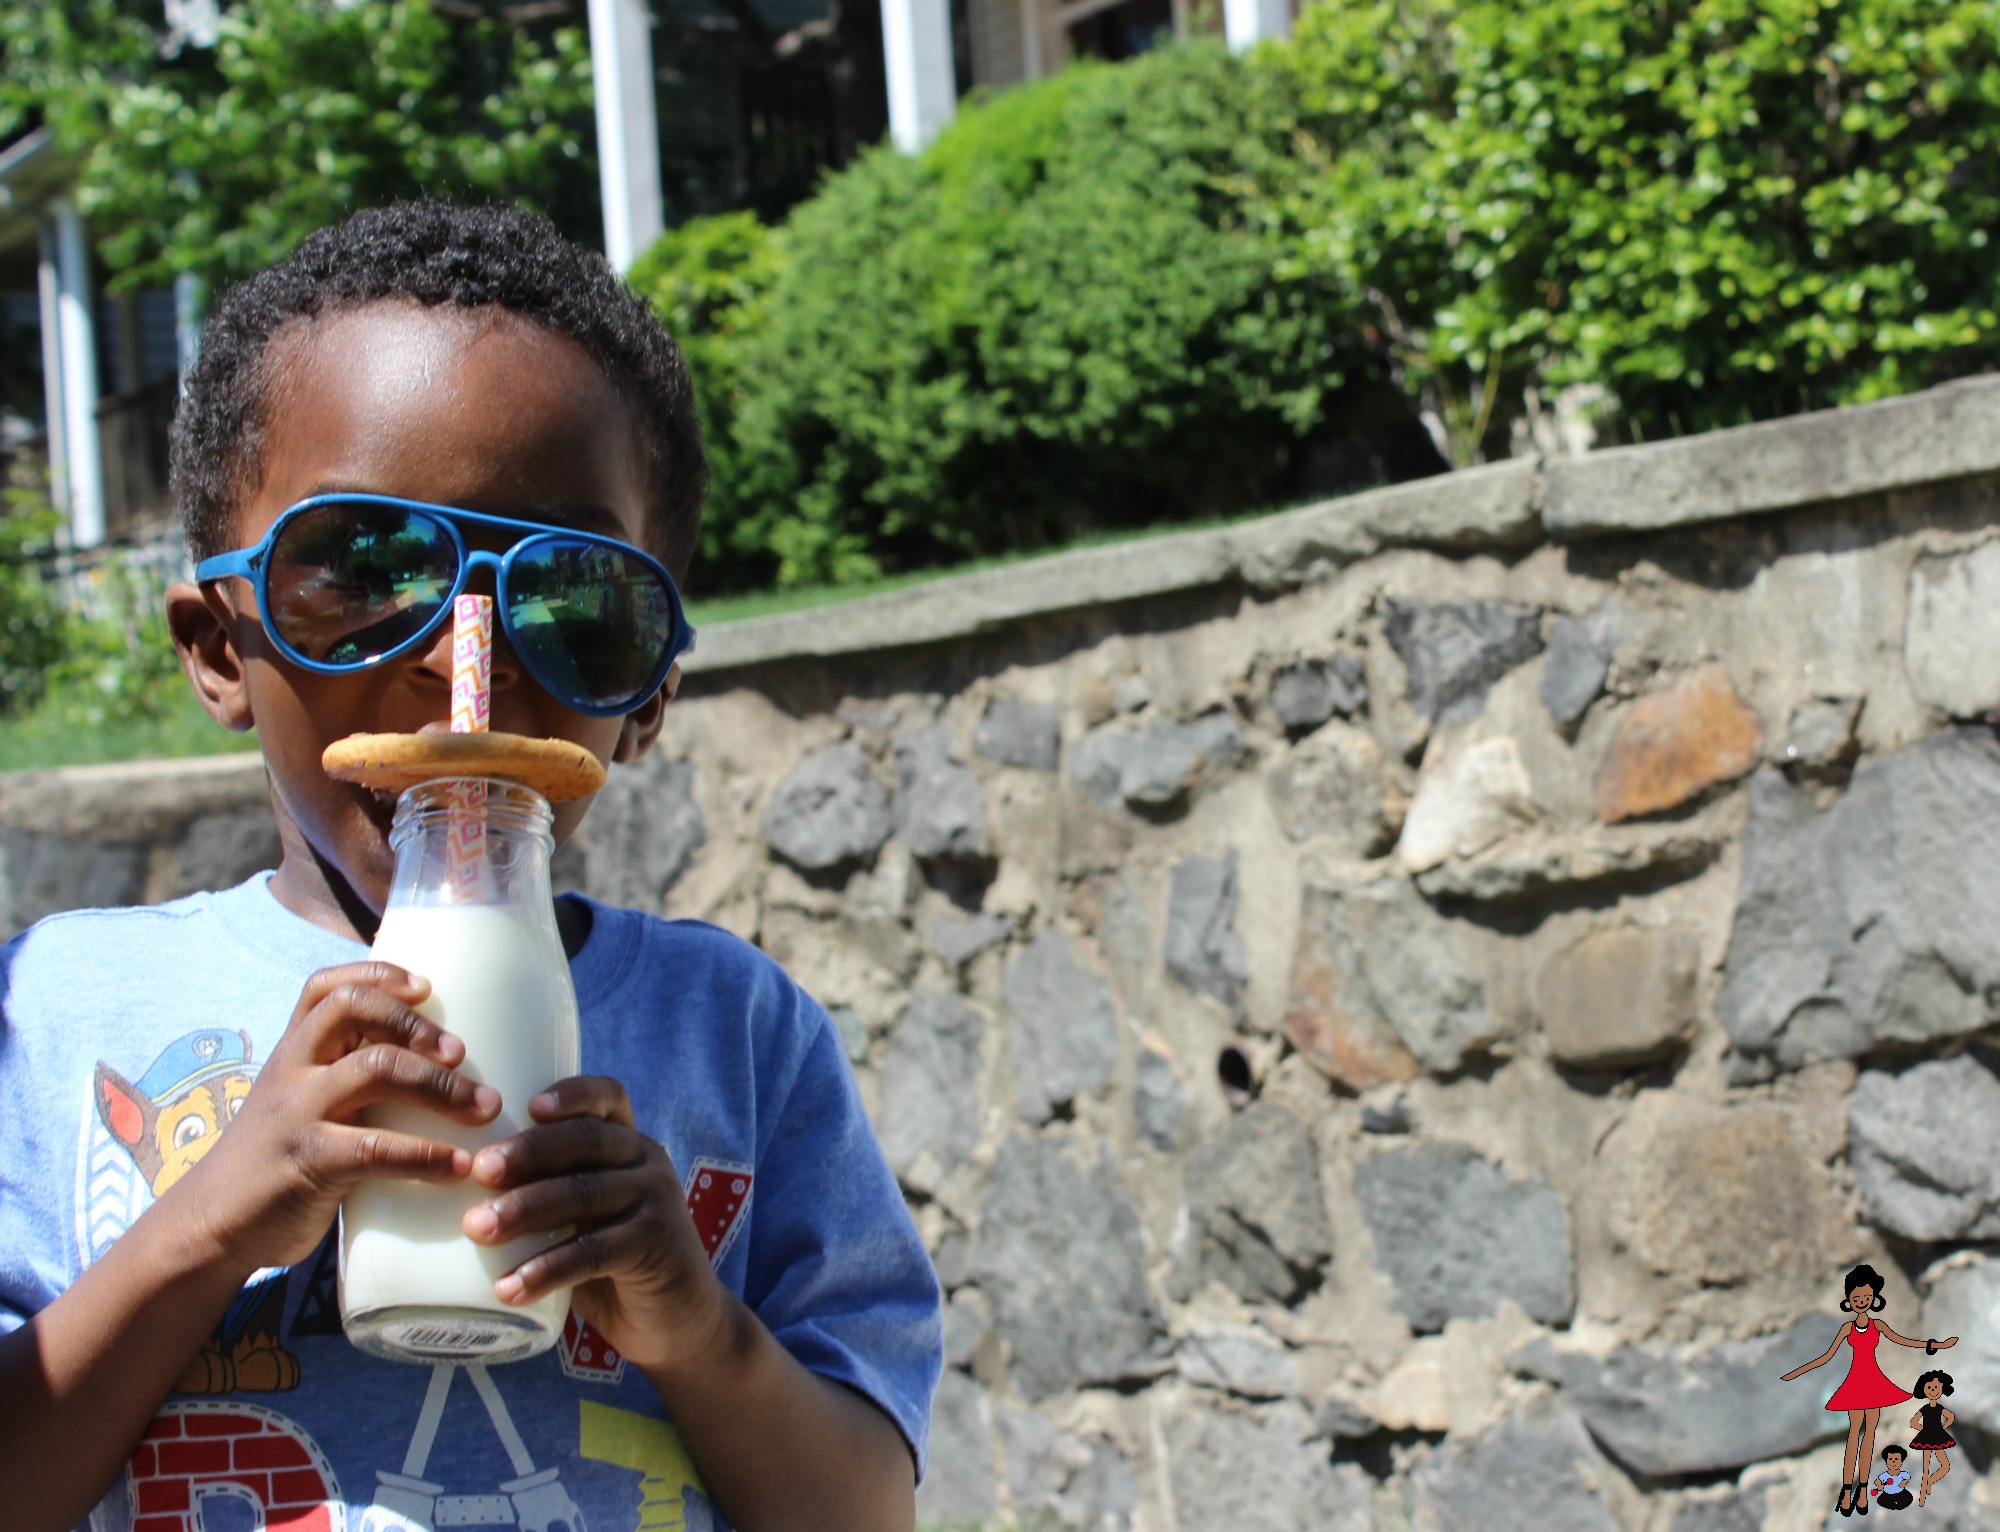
[558,1157,755,1386]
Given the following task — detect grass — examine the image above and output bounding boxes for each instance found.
[0,678,258,774]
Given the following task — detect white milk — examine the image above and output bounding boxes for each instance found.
[340,901,580,1363]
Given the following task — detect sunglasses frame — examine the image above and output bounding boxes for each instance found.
[195,493,697,718]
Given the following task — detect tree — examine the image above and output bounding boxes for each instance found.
[0,0,598,294]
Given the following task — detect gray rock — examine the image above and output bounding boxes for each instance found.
[1292,874,1493,1075]
[893,725,990,861]
[1178,1323,1301,1399]
[977,1134,1167,1400]
[1354,1144,1571,1332]
[1266,721,1404,856]
[974,697,1062,772]
[1516,1318,1843,1476]
[916,1369,997,1528]
[1001,1409,1137,1532]
[1272,653,1369,733]
[1413,820,1722,905]
[1717,731,2000,1067]
[1313,1388,1381,1442]
[876,989,986,1191]
[1919,1254,2000,1437]
[1535,926,1700,1068]
[1594,1093,1837,1287]
[942,1288,989,1369]
[1361,1098,1410,1135]
[1004,928,1119,1124]
[1111,673,1152,713]
[1539,376,2000,536]
[1164,852,1250,1018]
[1172,1101,1333,1305]
[1902,1462,2000,1532]
[763,742,893,873]
[156,812,281,902]
[1668,1486,1769,1532]
[1851,1057,2000,1241]
[1783,695,1863,774]
[1,829,146,935]
[1397,734,1537,871]
[1074,710,1248,811]
[925,909,1016,966]
[573,754,707,909]
[829,1004,869,1064]
[931,1224,973,1290]
[1163,1400,1369,1532]
[1540,602,1625,730]
[1405,1400,1618,1532]
[1135,1041,1185,1151]
[1381,597,1545,724]
[1906,541,2000,719]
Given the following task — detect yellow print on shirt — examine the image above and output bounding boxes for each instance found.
[578,1400,713,1531]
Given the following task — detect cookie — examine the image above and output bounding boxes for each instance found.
[322,731,607,803]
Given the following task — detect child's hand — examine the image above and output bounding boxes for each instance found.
[463,1076,725,1376]
[181,962,498,1272]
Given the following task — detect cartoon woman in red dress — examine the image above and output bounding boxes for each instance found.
[1781,1264,1957,1519]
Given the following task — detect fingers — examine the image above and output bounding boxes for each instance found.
[291,963,461,1068]
[465,1155,653,1243]
[321,1042,501,1126]
[527,1075,636,1130]
[471,1112,648,1189]
[301,1121,473,1185]
[485,1209,684,1307]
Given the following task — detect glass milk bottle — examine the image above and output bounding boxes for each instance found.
[340,778,579,1364]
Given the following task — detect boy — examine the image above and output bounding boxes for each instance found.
[0,201,942,1532]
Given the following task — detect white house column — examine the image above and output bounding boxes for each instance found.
[35,217,70,518]
[587,0,665,272]
[51,197,105,548]
[1222,0,1288,51]
[882,0,956,152]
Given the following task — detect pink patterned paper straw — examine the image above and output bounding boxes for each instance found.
[445,595,494,902]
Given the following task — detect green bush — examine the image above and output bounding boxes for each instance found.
[627,210,784,591]
[1,0,597,295]
[0,481,69,718]
[1275,0,2000,453]
[684,43,1371,591]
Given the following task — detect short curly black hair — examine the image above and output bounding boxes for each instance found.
[169,200,706,583]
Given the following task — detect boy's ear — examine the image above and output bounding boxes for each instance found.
[166,580,256,733]
[612,662,677,765]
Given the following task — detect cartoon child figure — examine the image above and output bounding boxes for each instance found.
[1872,1446,1913,1511]
[1909,1369,1957,1507]
[1780,1264,1957,1519]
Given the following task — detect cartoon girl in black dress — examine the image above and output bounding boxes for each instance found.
[1908,1369,1957,1508]
[1781,1264,1958,1519]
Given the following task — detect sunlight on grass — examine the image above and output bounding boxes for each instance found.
[0,682,258,774]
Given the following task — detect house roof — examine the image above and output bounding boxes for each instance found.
[0,128,76,259]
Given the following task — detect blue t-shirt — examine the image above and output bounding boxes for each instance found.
[0,875,941,1532]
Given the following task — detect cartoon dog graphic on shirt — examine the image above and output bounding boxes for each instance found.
[94,1028,300,1395]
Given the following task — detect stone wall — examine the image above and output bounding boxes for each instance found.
[10,377,2000,1532]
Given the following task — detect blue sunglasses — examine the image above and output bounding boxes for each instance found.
[196,494,696,717]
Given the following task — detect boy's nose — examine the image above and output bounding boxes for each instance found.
[410,603,523,697]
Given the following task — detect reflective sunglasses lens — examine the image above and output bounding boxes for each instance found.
[267,503,455,665]
[506,541,675,710]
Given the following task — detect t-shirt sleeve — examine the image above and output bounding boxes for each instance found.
[0,931,66,1338]
[739,1000,943,1480]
